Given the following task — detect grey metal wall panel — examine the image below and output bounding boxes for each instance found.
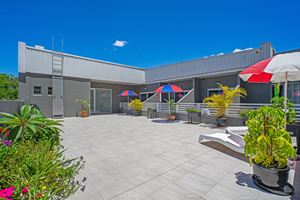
[145,43,272,83]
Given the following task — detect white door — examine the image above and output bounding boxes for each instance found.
[52,78,64,118]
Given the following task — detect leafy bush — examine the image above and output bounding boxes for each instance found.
[203,84,247,118]
[244,106,296,168]
[129,99,143,112]
[0,74,18,100]
[0,105,61,146]
[239,109,251,118]
[76,99,90,112]
[0,140,85,200]
[271,96,296,124]
[166,99,176,115]
[186,108,201,113]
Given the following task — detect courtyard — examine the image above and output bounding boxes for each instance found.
[63,115,296,200]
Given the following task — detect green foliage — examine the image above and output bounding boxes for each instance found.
[0,140,85,200]
[203,84,247,118]
[271,96,296,124]
[0,105,61,146]
[244,106,296,168]
[166,99,176,115]
[186,108,201,113]
[0,74,18,100]
[239,109,252,118]
[76,99,90,112]
[129,99,144,112]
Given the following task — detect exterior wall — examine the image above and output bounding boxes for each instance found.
[19,42,145,85]
[145,43,273,83]
[63,77,91,117]
[195,74,239,102]
[19,73,53,117]
[240,81,271,103]
[0,100,24,114]
[91,82,139,113]
[167,79,193,90]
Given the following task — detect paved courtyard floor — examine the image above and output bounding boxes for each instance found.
[62,115,297,200]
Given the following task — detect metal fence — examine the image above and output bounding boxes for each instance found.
[120,102,300,121]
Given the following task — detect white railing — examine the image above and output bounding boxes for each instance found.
[120,102,300,121]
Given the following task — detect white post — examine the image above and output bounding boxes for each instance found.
[284,72,288,129]
[168,92,171,116]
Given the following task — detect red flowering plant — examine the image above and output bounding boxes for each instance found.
[0,105,86,200]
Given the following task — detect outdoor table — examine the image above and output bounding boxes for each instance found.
[287,123,300,155]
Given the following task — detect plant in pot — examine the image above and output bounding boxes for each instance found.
[186,107,201,124]
[203,84,247,127]
[76,99,90,117]
[128,99,143,116]
[166,99,176,120]
[239,109,251,125]
[244,106,296,195]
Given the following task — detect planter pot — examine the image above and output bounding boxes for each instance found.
[187,112,201,124]
[252,163,294,195]
[216,117,227,127]
[167,115,176,121]
[133,111,141,116]
[80,111,89,117]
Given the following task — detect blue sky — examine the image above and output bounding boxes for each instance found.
[1,0,300,76]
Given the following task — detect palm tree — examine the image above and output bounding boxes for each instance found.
[203,84,247,118]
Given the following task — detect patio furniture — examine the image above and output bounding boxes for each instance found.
[287,123,300,155]
[199,131,245,154]
[226,126,248,136]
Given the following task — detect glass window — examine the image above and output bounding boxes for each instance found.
[140,93,147,102]
[48,87,53,96]
[33,86,42,95]
[207,89,223,97]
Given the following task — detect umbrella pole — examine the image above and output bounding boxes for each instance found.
[168,92,171,116]
[284,72,288,129]
[127,96,129,111]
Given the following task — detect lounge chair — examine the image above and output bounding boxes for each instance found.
[199,129,245,154]
[226,126,248,136]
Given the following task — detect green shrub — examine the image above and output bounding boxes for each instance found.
[186,108,201,113]
[76,99,90,112]
[0,105,62,146]
[244,106,296,168]
[271,96,296,124]
[239,109,251,118]
[0,140,85,200]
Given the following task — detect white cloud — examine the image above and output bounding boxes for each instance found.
[113,40,128,47]
[217,52,224,56]
[233,49,242,53]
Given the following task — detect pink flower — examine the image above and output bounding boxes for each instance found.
[36,193,42,198]
[0,128,3,134]
[3,140,13,147]
[4,130,10,138]
[0,186,14,200]
[21,187,28,194]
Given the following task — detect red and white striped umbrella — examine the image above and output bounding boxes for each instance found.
[239,52,300,83]
[239,51,300,127]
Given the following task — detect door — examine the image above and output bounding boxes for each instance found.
[90,88,112,114]
[52,77,64,118]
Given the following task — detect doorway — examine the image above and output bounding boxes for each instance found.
[90,88,112,114]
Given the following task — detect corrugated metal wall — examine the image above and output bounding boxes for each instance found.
[25,47,145,84]
[145,43,272,83]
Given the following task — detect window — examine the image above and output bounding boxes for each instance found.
[140,92,155,102]
[33,86,42,95]
[207,88,223,97]
[48,87,53,96]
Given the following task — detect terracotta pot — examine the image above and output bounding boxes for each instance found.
[80,111,89,117]
[168,115,176,121]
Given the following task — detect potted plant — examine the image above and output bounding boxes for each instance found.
[203,84,247,127]
[239,109,251,125]
[76,99,90,117]
[186,107,201,124]
[128,99,143,116]
[166,99,176,120]
[244,106,296,195]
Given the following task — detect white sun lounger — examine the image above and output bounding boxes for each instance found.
[199,131,245,154]
[226,126,248,136]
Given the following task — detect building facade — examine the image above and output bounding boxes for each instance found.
[18,41,295,118]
